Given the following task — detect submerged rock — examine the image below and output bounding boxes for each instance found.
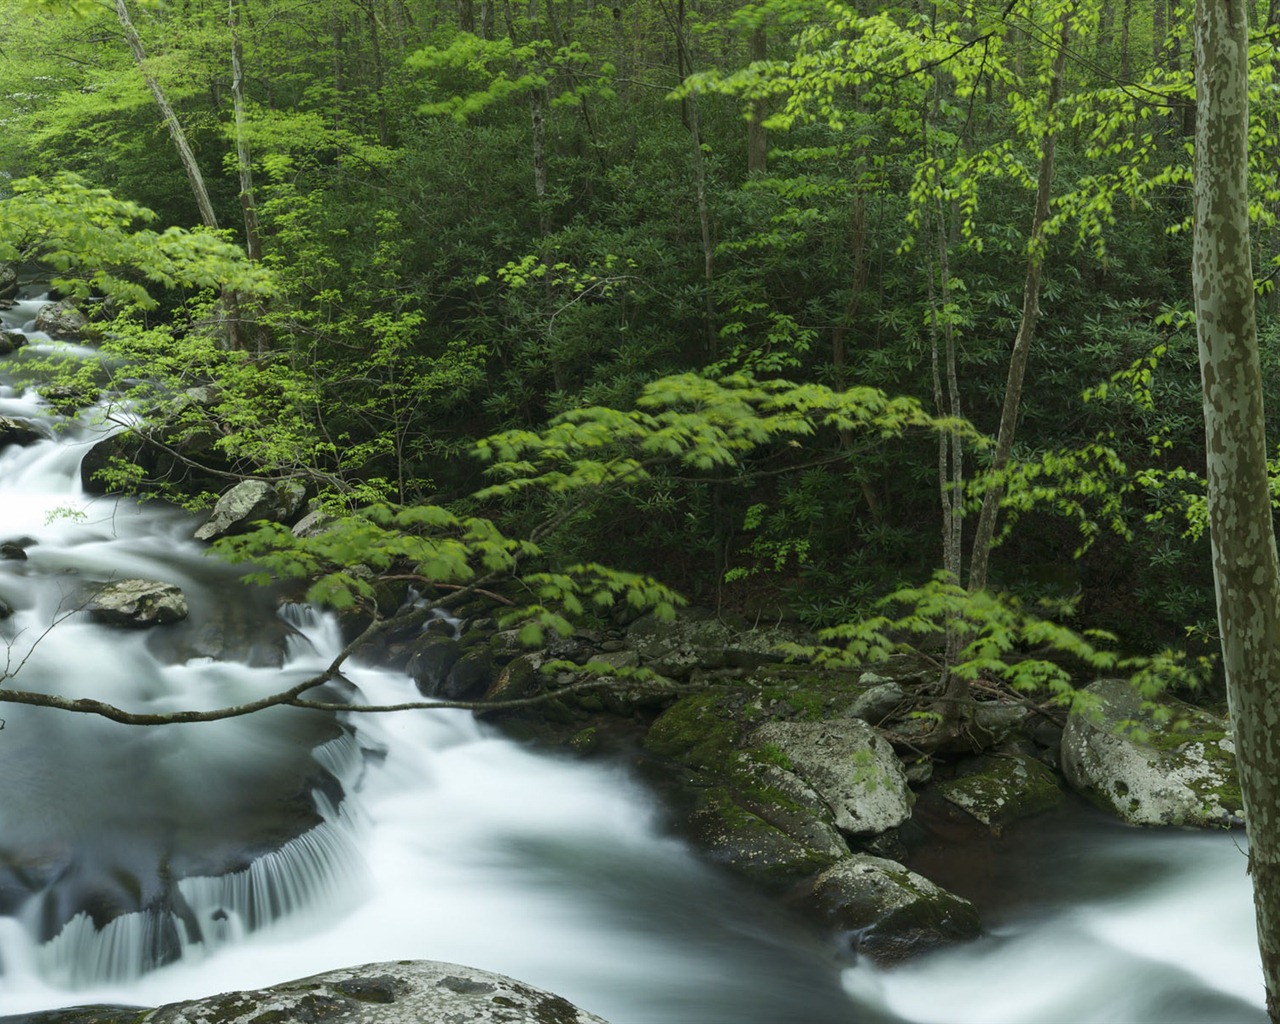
[20,961,611,1024]
[806,854,981,963]
[87,579,188,628]
[1061,678,1242,827]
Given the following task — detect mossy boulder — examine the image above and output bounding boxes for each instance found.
[751,719,913,837]
[933,752,1065,830]
[1061,678,1242,827]
[682,782,847,888]
[806,854,981,963]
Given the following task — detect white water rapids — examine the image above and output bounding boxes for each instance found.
[0,296,1268,1023]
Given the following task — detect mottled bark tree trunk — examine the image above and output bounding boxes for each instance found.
[1193,0,1280,1018]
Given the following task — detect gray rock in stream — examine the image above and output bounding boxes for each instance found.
[806,855,981,963]
[1061,678,1242,827]
[751,719,913,836]
[7,961,612,1024]
[87,579,188,627]
[33,300,89,340]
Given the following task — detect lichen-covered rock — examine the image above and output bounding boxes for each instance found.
[193,480,287,541]
[1061,678,1242,827]
[934,752,1064,829]
[807,854,981,962]
[24,961,610,1023]
[87,579,188,628]
[751,719,913,836]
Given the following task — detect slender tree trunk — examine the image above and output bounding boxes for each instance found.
[746,26,768,173]
[230,0,260,262]
[1193,2,1280,1019]
[967,2,1074,594]
[1120,0,1133,79]
[229,0,269,354]
[114,0,219,230]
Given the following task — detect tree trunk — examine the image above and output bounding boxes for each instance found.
[967,2,1074,594]
[114,0,219,230]
[1193,2,1280,1019]
[230,0,261,262]
[746,26,768,173]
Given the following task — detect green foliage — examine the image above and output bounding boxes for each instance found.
[784,572,1210,708]
[0,174,270,307]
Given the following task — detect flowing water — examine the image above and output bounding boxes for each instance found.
[0,297,1267,1023]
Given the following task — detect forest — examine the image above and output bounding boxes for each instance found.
[2,0,1261,662]
[2,0,1280,1020]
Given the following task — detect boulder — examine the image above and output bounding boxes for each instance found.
[682,781,849,888]
[0,540,29,560]
[933,752,1064,829]
[33,300,89,340]
[21,961,610,1024]
[87,579,188,628]
[193,480,287,541]
[0,416,43,449]
[751,719,913,836]
[806,855,981,962]
[0,263,17,301]
[626,612,793,680]
[0,330,26,355]
[1061,678,1242,827]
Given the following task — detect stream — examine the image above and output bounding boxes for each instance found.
[0,296,1268,1023]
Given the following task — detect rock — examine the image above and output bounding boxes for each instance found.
[193,480,287,541]
[0,263,17,301]
[0,598,12,620]
[933,752,1064,829]
[39,382,98,414]
[23,961,610,1024]
[87,579,188,628]
[845,681,908,724]
[751,719,913,836]
[1061,678,1242,827]
[626,612,793,680]
[0,330,26,356]
[806,855,981,963]
[293,508,336,538]
[408,633,468,696]
[0,416,42,448]
[683,782,848,889]
[0,540,29,560]
[33,300,89,340]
